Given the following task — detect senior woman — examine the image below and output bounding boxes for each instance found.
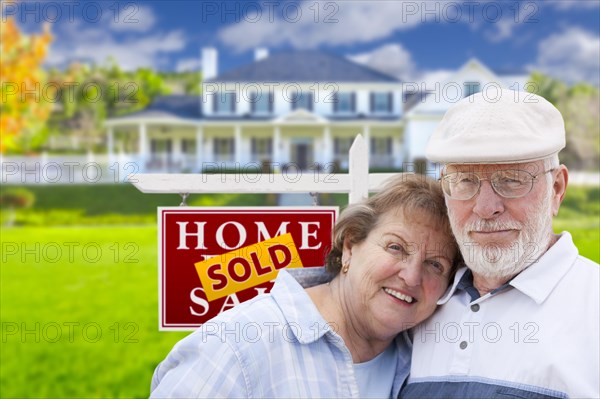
[150,174,460,398]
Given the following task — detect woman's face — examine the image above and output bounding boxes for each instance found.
[341,207,456,341]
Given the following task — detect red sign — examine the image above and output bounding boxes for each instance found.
[158,207,337,330]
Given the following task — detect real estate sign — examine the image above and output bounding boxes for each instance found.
[158,207,337,330]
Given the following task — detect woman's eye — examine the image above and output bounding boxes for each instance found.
[387,244,406,254]
[426,260,445,273]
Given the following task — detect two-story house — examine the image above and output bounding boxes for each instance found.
[105,48,404,173]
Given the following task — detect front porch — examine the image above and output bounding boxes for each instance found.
[104,113,404,173]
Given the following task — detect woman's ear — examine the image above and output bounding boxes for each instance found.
[342,237,353,260]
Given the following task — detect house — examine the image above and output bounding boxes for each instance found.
[104,51,528,174]
[104,48,404,173]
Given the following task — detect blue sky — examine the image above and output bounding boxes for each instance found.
[8,0,600,85]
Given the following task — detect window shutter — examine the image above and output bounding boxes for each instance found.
[388,92,393,113]
[269,92,274,113]
[251,92,256,113]
[351,93,356,113]
[333,92,338,113]
[230,93,236,113]
[370,93,375,113]
[308,92,313,111]
[251,138,256,154]
[387,137,392,154]
[213,92,218,113]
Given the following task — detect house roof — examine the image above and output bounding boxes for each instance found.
[113,95,202,120]
[210,50,400,83]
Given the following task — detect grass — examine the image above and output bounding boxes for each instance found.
[0,184,597,397]
[1,226,188,398]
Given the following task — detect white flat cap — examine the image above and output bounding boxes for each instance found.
[426,89,566,164]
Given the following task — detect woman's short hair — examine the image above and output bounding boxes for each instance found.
[325,173,460,275]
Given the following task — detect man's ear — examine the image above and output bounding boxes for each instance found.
[551,165,568,216]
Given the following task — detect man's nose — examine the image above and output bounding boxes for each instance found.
[472,180,505,219]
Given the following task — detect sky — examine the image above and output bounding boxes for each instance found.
[7,0,600,85]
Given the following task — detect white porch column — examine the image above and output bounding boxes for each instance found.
[196,126,204,171]
[234,125,242,164]
[273,125,281,165]
[139,123,147,170]
[322,126,332,165]
[363,125,371,165]
[107,126,114,164]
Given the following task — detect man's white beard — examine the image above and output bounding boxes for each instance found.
[449,192,554,281]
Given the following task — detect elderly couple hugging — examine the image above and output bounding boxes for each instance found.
[151,90,599,399]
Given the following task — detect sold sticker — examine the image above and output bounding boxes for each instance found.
[195,233,303,301]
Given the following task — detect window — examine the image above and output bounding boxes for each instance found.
[213,138,234,157]
[250,91,272,114]
[333,92,355,114]
[251,138,272,157]
[371,92,393,113]
[292,92,313,111]
[151,139,171,153]
[464,82,481,97]
[214,92,236,114]
[181,139,196,155]
[370,137,392,155]
[334,137,353,155]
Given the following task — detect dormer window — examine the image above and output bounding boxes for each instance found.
[371,92,393,114]
[214,92,236,114]
[292,92,313,111]
[464,82,481,97]
[250,91,273,114]
[333,92,355,114]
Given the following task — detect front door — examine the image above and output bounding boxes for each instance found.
[290,141,313,170]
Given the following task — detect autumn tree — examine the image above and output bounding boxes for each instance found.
[0,16,52,153]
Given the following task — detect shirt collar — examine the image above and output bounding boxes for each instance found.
[437,267,468,305]
[270,269,333,344]
[509,232,578,304]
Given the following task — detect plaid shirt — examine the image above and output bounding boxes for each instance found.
[151,270,411,398]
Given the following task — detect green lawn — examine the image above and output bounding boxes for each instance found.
[0,185,597,398]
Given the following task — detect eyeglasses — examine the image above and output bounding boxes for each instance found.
[441,169,555,200]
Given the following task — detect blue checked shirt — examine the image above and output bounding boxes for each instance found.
[150,270,411,398]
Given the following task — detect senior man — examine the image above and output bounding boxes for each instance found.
[400,89,599,398]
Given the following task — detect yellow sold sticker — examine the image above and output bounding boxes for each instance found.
[195,233,303,301]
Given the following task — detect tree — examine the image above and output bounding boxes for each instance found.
[46,61,170,151]
[0,17,52,153]
[529,73,600,171]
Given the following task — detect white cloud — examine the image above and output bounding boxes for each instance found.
[416,70,455,88]
[109,4,156,33]
[218,1,424,52]
[217,0,548,51]
[176,58,203,72]
[484,17,518,42]
[46,15,186,71]
[531,27,600,85]
[546,0,600,10]
[348,44,416,81]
